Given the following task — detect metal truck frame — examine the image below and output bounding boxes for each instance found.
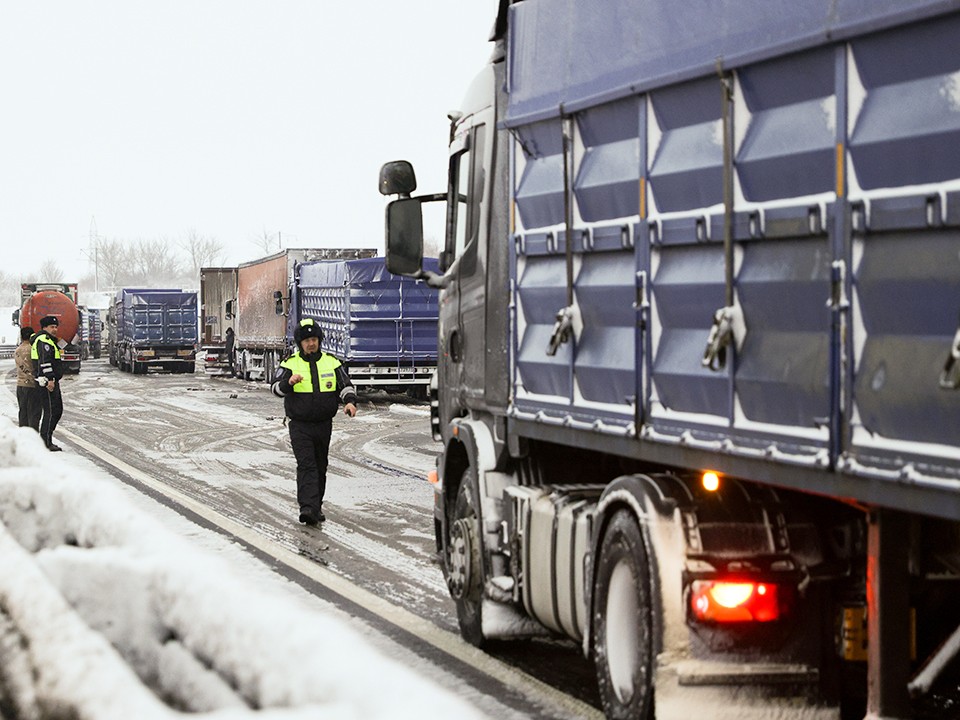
[380,2,960,718]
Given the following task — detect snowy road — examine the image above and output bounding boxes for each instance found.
[3,358,601,719]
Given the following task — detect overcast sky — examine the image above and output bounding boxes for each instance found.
[0,2,497,280]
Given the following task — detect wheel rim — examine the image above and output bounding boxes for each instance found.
[605,558,640,704]
[448,517,474,599]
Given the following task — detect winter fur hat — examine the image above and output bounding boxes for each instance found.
[39,315,59,328]
[294,318,323,347]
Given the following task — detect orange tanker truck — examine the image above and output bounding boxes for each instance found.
[14,283,83,373]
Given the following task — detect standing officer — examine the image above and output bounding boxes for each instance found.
[14,326,39,429]
[271,318,357,524]
[31,315,64,451]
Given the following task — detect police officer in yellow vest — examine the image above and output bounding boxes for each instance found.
[31,315,65,451]
[272,318,358,524]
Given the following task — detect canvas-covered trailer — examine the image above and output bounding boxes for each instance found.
[292,257,439,393]
[109,288,198,374]
[379,0,960,717]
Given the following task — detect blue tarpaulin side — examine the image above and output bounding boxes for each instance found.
[295,258,439,363]
[505,0,959,126]
[116,289,198,346]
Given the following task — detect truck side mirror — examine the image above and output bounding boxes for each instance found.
[385,198,424,276]
[225,299,234,320]
[379,160,417,197]
[274,290,285,316]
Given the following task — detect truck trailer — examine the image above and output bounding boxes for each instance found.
[199,266,239,376]
[233,248,377,382]
[15,283,83,373]
[379,1,960,718]
[292,257,439,395]
[108,288,198,374]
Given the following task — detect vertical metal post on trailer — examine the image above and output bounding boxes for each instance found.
[866,508,911,718]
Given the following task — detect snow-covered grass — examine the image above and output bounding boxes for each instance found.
[0,422,484,719]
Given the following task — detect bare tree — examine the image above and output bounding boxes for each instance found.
[95,238,132,290]
[0,271,21,306]
[33,259,64,282]
[251,229,281,256]
[130,238,181,286]
[180,230,225,276]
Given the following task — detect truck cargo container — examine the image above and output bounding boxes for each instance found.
[291,257,439,395]
[379,1,960,717]
[233,248,376,382]
[108,288,198,374]
[15,283,82,373]
[199,267,238,376]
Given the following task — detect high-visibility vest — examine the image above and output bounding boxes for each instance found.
[31,334,61,361]
[279,352,341,393]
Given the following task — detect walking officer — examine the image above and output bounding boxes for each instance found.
[271,318,358,524]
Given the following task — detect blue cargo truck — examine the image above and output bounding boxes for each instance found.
[380,2,960,717]
[78,307,103,360]
[108,288,198,374]
[290,257,438,396]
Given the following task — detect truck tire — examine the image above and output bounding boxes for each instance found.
[592,509,654,720]
[264,351,276,384]
[448,468,485,647]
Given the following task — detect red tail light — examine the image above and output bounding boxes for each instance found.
[690,580,784,623]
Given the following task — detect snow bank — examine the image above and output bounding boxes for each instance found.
[0,422,484,719]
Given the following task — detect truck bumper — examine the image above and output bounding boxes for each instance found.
[654,659,838,719]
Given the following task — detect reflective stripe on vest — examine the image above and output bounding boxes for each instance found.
[31,334,61,361]
[279,352,341,393]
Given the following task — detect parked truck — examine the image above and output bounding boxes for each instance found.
[199,267,239,376]
[108,288,198,374]
[291,257,438,396]
[15,283,82,372]
[379,2,960,718]
[233,248,376,382]
[77,306,102,360]
[86,307,103,360]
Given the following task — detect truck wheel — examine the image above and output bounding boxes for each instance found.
[264,351,276,384]
[592,509,653,720]
[448,469,485,647]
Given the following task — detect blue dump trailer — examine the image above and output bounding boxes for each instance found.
[79,307,103,360]
[108,288,198,374]
[380,1,960,717]
[289,257,438,395]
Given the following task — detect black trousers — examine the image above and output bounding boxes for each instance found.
[17,386,40,429]
[37,385,63,446]
[288,418,332,515]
